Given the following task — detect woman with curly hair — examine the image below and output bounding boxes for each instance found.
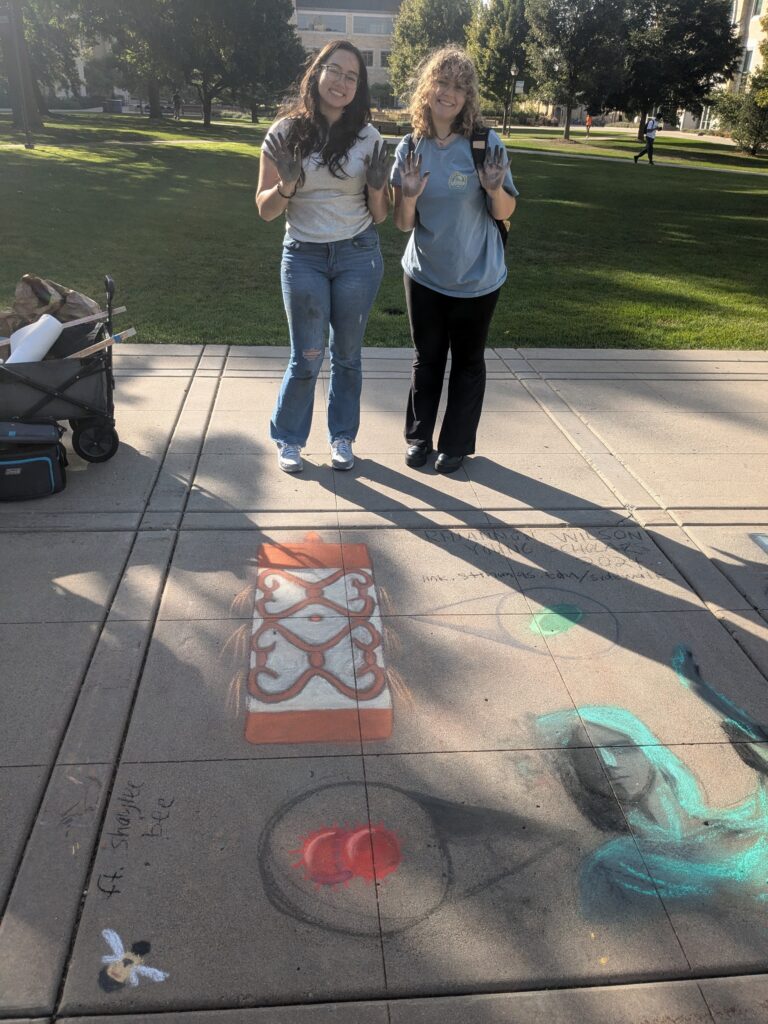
[257,41,393,474]
[391,47,519,474]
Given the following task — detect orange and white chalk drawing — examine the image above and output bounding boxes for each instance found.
[241,533,393,744]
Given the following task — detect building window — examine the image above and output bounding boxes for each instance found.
[360,50,374,67]
[353,15,393,34]
[753,0,763,15]
[297,12,346,32]
[381,51,390,67]
[742,48,754,73]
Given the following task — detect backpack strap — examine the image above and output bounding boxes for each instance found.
[470,126,490,170]
[470,127,510,249]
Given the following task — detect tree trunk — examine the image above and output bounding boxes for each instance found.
[0,2,43,130]
[637,109,648,142]
[250,104,259,124]
[203,92,212,128]
[147,79,162,120]
[563,100,573,140]
[33,75,49,116]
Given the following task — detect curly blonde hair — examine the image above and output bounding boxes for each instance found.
[407,47,484,139]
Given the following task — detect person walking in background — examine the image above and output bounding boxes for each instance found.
[634,114,661,164]
[256,41,393,474]
[585,113,593,137]
[172,91,182,120]
[391,47,518,475]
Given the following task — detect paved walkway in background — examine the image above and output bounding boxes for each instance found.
[1,345,768,1024]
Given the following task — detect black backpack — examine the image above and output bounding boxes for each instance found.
[470,127,510,247]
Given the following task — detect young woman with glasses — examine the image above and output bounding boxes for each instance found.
[257,41,393,474]
[391,48,519,474]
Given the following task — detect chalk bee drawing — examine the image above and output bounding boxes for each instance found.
[99,928,168,991]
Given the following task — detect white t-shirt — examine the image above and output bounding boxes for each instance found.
[265,118,382,243]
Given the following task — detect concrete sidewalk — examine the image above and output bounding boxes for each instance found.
[1,345,768,1024]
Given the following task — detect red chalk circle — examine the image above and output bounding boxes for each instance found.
[293,824,402,886]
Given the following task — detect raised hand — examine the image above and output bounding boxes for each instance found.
[262,131,301,191]
[365,140,394,191]
[478,144,507,194]
[399,148,429,199]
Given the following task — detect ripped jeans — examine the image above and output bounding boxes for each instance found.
[270,226,384,446]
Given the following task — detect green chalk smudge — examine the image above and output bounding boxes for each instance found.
[530,603,583,637]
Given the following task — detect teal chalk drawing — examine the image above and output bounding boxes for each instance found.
[529,603,583,637]
[751,533,768,557]
[671,644,767,743]
[537,647,768,915]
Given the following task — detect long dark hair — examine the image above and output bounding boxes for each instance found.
[278,41,371,180]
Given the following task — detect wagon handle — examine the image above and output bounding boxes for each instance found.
[104,275,115,333]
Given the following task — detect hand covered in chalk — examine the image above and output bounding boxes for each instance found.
[262,131,301,190]
[400,148,430,199]
[478,144,508,194]
[365,140,394,191]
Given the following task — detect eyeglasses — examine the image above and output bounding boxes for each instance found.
[320,64,359,86]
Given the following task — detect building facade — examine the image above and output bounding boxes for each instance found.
[292,0,401,88]
[683,0,766,130]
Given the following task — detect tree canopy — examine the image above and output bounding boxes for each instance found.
[525,0,627,138]
[610,0,740,136]
[467,0,529,130]
[389,0,473,99]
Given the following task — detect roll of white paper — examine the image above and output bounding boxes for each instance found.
[6,315,64,364]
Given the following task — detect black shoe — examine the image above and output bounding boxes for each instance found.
[435,453,464,474]
[405,442,432,468]
[633,154,639,163]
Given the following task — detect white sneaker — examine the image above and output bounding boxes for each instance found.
[276,441,303,473]
[331,437,354,471]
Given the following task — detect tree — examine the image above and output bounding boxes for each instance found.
[389,0,473,99]
[176,0,303,127]
[525,0,627,139]
[715,87,768,154]
[467,0,529,132]
[0,1,42,129]
[77,0,181,119]
[0,0,85,126]
[611,0,741,140]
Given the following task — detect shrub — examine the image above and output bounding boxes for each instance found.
[715,83,768,156]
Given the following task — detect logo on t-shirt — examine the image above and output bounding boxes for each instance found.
[448,171,468,191]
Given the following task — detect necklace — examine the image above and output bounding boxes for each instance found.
[434,130,454,142]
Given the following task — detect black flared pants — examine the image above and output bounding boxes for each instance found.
[403,274,501,456]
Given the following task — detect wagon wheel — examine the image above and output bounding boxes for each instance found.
[72,420,119,462]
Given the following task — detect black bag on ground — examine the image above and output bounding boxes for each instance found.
[0,421,68,501]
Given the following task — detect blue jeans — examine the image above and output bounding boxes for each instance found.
[270,226,384,446]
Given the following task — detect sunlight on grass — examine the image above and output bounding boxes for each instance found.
[1,115,766,348]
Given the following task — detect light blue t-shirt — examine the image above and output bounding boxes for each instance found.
[391,130,519,298]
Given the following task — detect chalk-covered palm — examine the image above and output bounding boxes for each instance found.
[399,150,430,199]
[262,132,302,191]
[478,145,508,194]
[364,140,394,191]
[101,929,169,987]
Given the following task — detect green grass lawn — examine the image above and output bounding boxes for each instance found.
[2,112,767,348]
[501,126,768,174]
